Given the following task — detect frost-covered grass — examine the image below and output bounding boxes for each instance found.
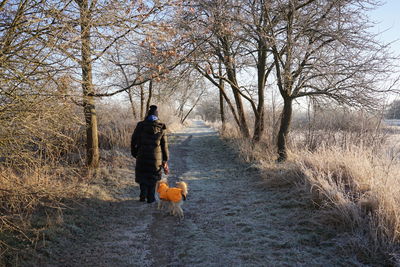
[165,121,372,266]
[31,120,374,266]
[295,146,400,263]
[216,121,400,265]
[0,103,185,265]
[0,166,83,265]
[8,119,398,265]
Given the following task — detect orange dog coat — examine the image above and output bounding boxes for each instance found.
[157,183,185,203]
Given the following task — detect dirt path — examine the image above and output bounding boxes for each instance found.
[34,120,367,266]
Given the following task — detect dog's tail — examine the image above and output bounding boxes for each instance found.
[176,181,188,200]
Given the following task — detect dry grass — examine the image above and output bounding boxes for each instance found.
[0,95,87,264]
[0,101,184,265]
[217,119,400,264]
[0,166,84,264]
[294,146,400,259]
[0,152,134,265]
[97,103,135,150]
[96,103,183,150]
[157,104,186,133]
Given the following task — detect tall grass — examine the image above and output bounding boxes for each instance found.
[0,166,83,264]
[216,108,400,264]
[295,146,400,260]
[97,103,135,150]
[0,93,88,264]
[0,101,113,263]
[0,100,185,264]
[96,102,182,150]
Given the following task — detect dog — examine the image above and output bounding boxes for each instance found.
[156,179,188,218]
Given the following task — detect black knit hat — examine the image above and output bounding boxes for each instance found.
[148,105,158,117]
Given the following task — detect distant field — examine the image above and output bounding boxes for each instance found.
[384,119,400,126]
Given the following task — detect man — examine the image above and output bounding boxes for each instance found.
[131,105,169,203]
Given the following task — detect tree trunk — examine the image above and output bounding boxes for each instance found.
[145,79,153,116]
[277,97,293,162]
[253,104,264,142]
[78,0,99,168]
[225,66,250,138]
[271,90,277,144]
[253,43,267,142]
[219,87,226,131]
[178,103,184,122]
[198,65,240,128]
[140,84,145,120]
[218,62,226,131]
[181,90,204,124]
[220,37,250,138]
[127,88,137,120]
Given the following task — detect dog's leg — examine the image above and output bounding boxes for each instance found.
[177,202,184,219]
[159,200,167,210]
[169,203,175,216]
[178,208,183,219]
[169,202,183,218]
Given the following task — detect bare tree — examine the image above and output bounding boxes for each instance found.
[178,0,398,161]
[237,0,278,142]
[45,0,169,167]
[267,0,398,161]
[74,0,99,168]
[0,1,82,167]
[180,0,274,141]
[181,0,252,138]
[2,0,397,167]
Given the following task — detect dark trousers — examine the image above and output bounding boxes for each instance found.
[140,183,156,203]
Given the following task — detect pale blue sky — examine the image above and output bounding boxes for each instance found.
[369,0,400,55]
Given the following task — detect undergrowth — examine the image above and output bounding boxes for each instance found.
[0,103,183,266]
[0,166,83,266]
[216,120,400,265]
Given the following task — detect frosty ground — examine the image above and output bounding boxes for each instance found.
[34,120,369,266]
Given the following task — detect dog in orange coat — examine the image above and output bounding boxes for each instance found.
[156,179,188,218]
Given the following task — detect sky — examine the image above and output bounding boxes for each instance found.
[369,0,400,56]
[111,1,400,108]
[289,1,400,112]
[365,0,400,104]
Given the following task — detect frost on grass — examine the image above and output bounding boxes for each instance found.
[152,121,368,266]
[34,121,372,266]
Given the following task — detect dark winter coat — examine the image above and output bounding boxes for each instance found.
[131,119,169,185]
